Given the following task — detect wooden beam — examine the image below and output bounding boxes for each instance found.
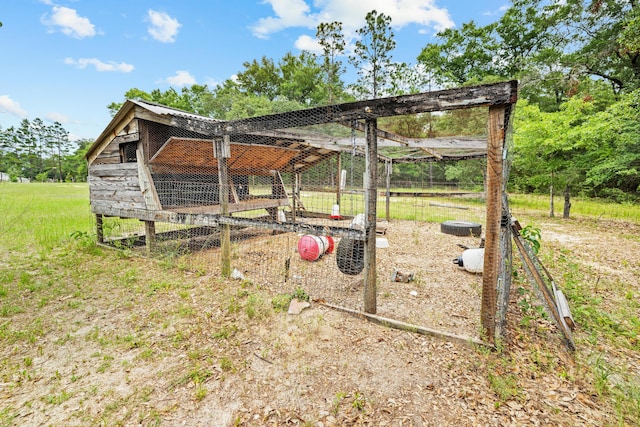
[338,120,443,159]
[331,136,487,154]
[321,302,492,349]
[87,108,136,165]
[90,204,365,239]
[136,143,162,210]
[186,81,518,136]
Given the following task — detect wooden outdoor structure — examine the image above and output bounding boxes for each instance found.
[86,81,517,343]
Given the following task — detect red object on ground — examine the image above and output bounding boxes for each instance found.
[298,235,334,261]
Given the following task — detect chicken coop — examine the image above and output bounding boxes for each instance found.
[86,81,518,344]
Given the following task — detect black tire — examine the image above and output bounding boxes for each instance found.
[440,220,482,237]
[336,237,365,275]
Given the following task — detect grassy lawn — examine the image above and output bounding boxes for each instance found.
[0,182,93,255]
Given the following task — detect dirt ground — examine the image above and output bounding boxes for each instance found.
[1,215,639,426]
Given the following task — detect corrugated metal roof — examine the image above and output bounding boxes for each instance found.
[129,99,222,124]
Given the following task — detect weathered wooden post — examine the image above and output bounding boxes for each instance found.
[482,105,506,344]
[385,160,391,222]
[336,154,342,206]
[144,220,156,252]
[215,135,232,277]
[364,118,378,314]
[96,214,104,244]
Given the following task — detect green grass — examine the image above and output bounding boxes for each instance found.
[509,193,640,223]
[299,188,486,223]
[0,182,93,255]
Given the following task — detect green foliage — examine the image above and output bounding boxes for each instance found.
[520,225,542,254]
[271,294,291,312]
[271,287,310,313]
[0,119,84,182]
[511,89,640,200]
[488,371,520,402]
[349,10,396,98]
[418,21,502,87]
[97,5,640,202]
[316,21,346,103]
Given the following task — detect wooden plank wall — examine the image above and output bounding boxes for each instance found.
[89,163,146,215]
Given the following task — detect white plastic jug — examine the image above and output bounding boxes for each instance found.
[453,248,484,273]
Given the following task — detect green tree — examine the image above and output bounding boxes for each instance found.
[316,21,346,103]
[49,122,71,182]
[510,98,595,194]
[417,21,501,87]
[575,89,640,199]
[107,86,211,116]
[349,10,396,99]
[235,56,282,101]
[17,119,37,180]
[416,0,639,111]
[278,51,324,105]
[64,138,92,182]
[561,0,640,93]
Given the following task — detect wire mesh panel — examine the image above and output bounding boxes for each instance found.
[89,82,518,343]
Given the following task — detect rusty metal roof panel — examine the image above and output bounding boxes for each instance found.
[129,99,223,124]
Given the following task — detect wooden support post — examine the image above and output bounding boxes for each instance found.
[96,214,104,244]
[481,105,506,344]
[144,220,156,251]
[364,118,378,314]
[385,160,391,222]
[292,173,300,223]
[336,154,342,205]
[215,135,232,277]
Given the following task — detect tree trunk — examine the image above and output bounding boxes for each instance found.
[563,185,571,219]
[549,170,555,218]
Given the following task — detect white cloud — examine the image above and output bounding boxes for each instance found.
[483,4,510,17]
[64,57,135,73]
[164,71,197,87]
[45,112,69,124]
[0,95,28,118]
[147,10,181,43]
[251,0,454,39]
[294,34,322,52]
[204,77,221,88]
[251,0,316,39]
[42,6,96,38]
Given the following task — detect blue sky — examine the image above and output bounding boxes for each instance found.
[0,0,508,143]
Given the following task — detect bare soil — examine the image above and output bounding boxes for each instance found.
[1,215,639,426]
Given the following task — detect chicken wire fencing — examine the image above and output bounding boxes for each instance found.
[91,82,517,343]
